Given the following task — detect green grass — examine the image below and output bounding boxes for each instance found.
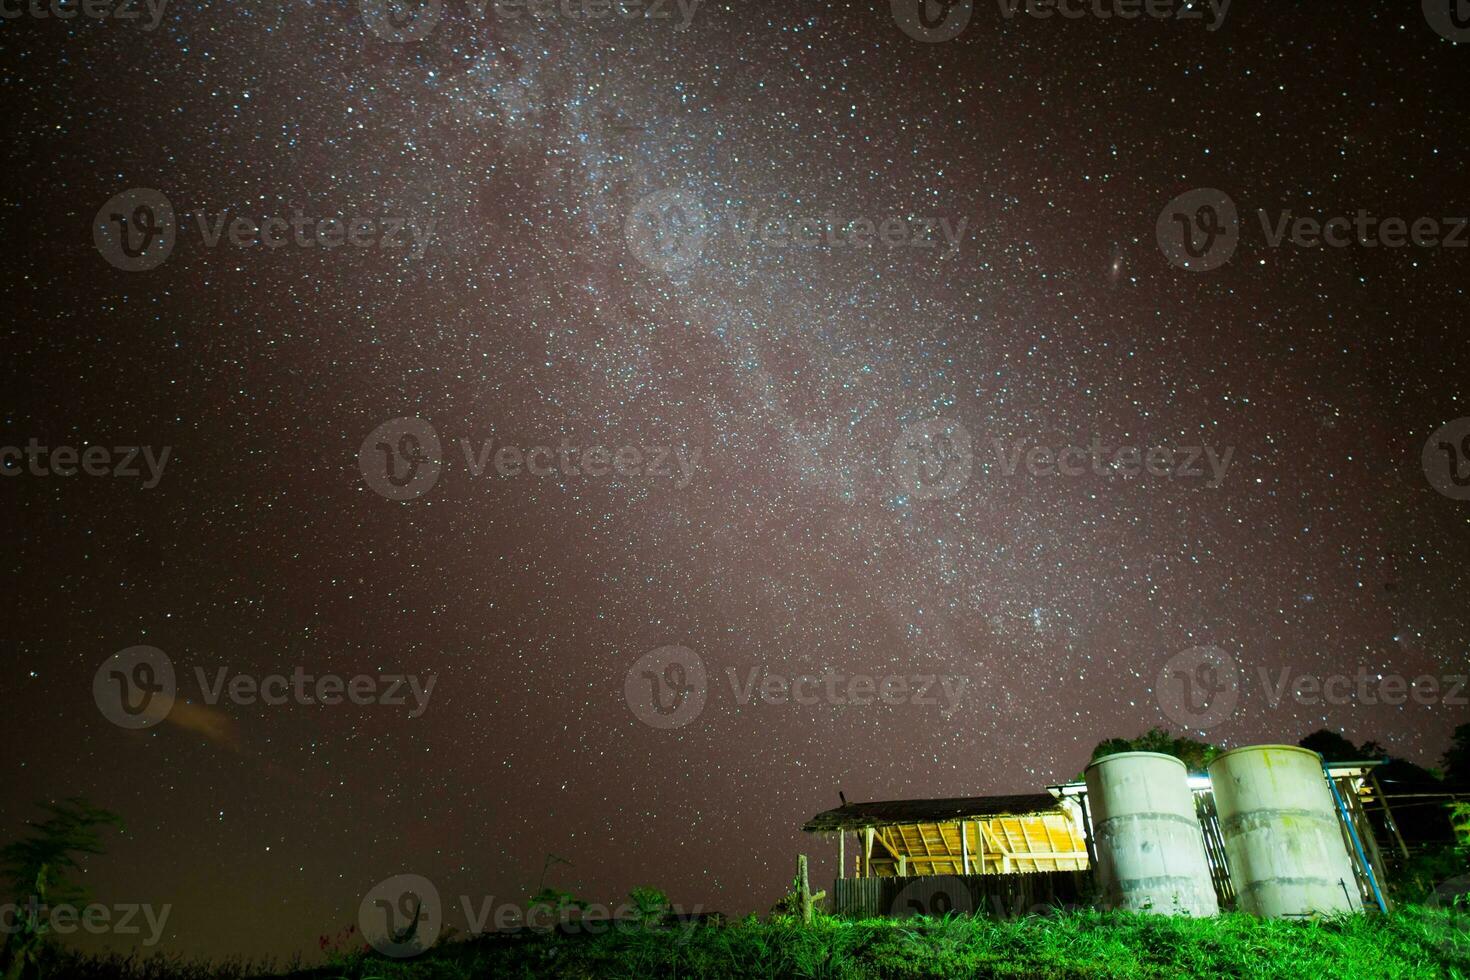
[33,907,1470,980]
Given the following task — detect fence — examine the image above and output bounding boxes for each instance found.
[832,871,1093,919]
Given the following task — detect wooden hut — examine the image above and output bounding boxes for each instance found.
[801,793,1092,917]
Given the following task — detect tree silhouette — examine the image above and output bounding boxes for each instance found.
[0,798,124,980]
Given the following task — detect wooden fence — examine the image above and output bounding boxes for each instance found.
[832,871,1094,919]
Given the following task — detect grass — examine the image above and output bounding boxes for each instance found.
[32,906,1470,980]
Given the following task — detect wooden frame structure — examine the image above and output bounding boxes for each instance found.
[802,793,1090,880]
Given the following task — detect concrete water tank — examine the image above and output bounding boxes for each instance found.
[1207,744,1362,918]
[1084,751,1219,916]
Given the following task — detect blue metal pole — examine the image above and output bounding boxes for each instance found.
[1320,757,1388,914]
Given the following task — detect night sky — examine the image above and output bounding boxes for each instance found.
[3,0,1469,962]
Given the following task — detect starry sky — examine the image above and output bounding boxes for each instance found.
[3,0,1469,962]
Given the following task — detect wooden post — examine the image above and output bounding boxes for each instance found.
[796,854,826,925]
[960,820,970,874]
[976,820,986,875]
[897,855,907,876]
[1370,773,1411,860]
[863,828,875,878]
[838,832,846,878]
[1077,791,1100,869]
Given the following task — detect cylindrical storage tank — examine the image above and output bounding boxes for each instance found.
[1207,745,1362,918]
[1084,751,1219,916]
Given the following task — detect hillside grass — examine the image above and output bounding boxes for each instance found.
[38,906,1470,980]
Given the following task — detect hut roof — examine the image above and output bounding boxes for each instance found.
[802,793,1063,833]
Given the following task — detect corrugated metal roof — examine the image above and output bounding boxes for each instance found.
[802,793,1063,833]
